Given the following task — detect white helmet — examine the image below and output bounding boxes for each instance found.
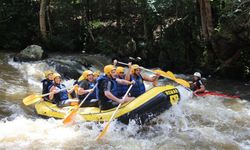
[194,72,201,78]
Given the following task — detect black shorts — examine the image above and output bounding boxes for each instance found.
[80,99,99,107]
[99,101,119,110]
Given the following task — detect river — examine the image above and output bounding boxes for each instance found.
[0,52,249,150]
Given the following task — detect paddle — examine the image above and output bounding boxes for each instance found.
[63,84,98,125]
[116,61,190,88]
[165,71,190,88]
[95,84,133,141]
[23,88,70,106]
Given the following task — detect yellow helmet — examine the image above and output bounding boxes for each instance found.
[94,71,100,77]
[82,70,94,79]
[44,70,53,78]
[131,64,140,74]
[53,73,61,80]
[116,67,125,74]
[104,65,116,75]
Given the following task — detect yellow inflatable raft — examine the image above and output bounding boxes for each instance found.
[35,85,180,124]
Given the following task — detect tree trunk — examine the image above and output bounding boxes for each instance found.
[204,0,213,38]
[198,0,213,41]
[39,0,47,40]
[116,0,121,32]
[81,6,95,42]
[197,0,217,68]
[143,17,148,41]
[142,0,148,41]
[46,0,52,36]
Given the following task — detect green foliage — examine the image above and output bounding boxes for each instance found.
[89,20,104,29]
[0,0,40,50]
[212,0,250,78]
[241,49,250,79]
[95,36,113,54]
[1,0,250,79]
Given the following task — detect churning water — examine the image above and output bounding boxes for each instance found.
[0,52,249,150]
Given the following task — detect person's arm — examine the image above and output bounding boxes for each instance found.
[142,73,160,82]
[193,80,206,94]
[78,87,93,95]
[125,62,132,81]
[77,81,93,95]
[104,91,124,103]
[49,86,56,100]
[152,79,158,87]
[104,91,133,103]
[66,84,78,94]
[194,85,205,94]
[116,78,134,85]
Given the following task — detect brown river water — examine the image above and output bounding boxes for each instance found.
[0,52,249,150]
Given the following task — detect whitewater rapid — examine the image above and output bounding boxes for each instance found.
[0,52,249,150]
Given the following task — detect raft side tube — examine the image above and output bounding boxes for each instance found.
[34,85,180,123]
[118,88,180,124]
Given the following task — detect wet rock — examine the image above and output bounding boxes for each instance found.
[83,54,111,70]
[14,45,47,62]
[46,56,86,80]
[45,54,110,80]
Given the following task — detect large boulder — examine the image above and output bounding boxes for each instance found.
[14,45,47,62]
[45,54,110,80]
[46,56,88,80]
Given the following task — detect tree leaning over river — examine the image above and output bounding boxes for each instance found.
[0,0,249,80]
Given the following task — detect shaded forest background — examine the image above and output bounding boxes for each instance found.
[0,0,249,80]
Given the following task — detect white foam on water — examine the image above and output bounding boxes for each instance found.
[8,59,77,93]
[0,116,81,150]
[1,57,249,149]
[0,100,27,119]
[0,97,249,150]
[8,60,54,89]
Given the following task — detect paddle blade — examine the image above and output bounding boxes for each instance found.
[63,107,79,125]
[175,78,190,88]
[165,71,176,80]
[23,95,42,105]
[154,70,174,80]
[95,122,110,141]
[154,70,167,77]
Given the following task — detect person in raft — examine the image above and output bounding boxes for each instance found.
[41,70,54,101]
[77,70,98,107]
[125,63,160,97]
[115,66,129,98]
[96,65,135,110]
[49,73,78,107]
[93,71,101,80]
[191,72,206,95]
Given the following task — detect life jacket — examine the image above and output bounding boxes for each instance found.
[192,79,203,91]
[41,79,53,94]
[78,80,97,101]
[130,74,145,97]
[49,83,68,104]
[116,76,128,97]
[96,75,118,107]
[41,79,53,100]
